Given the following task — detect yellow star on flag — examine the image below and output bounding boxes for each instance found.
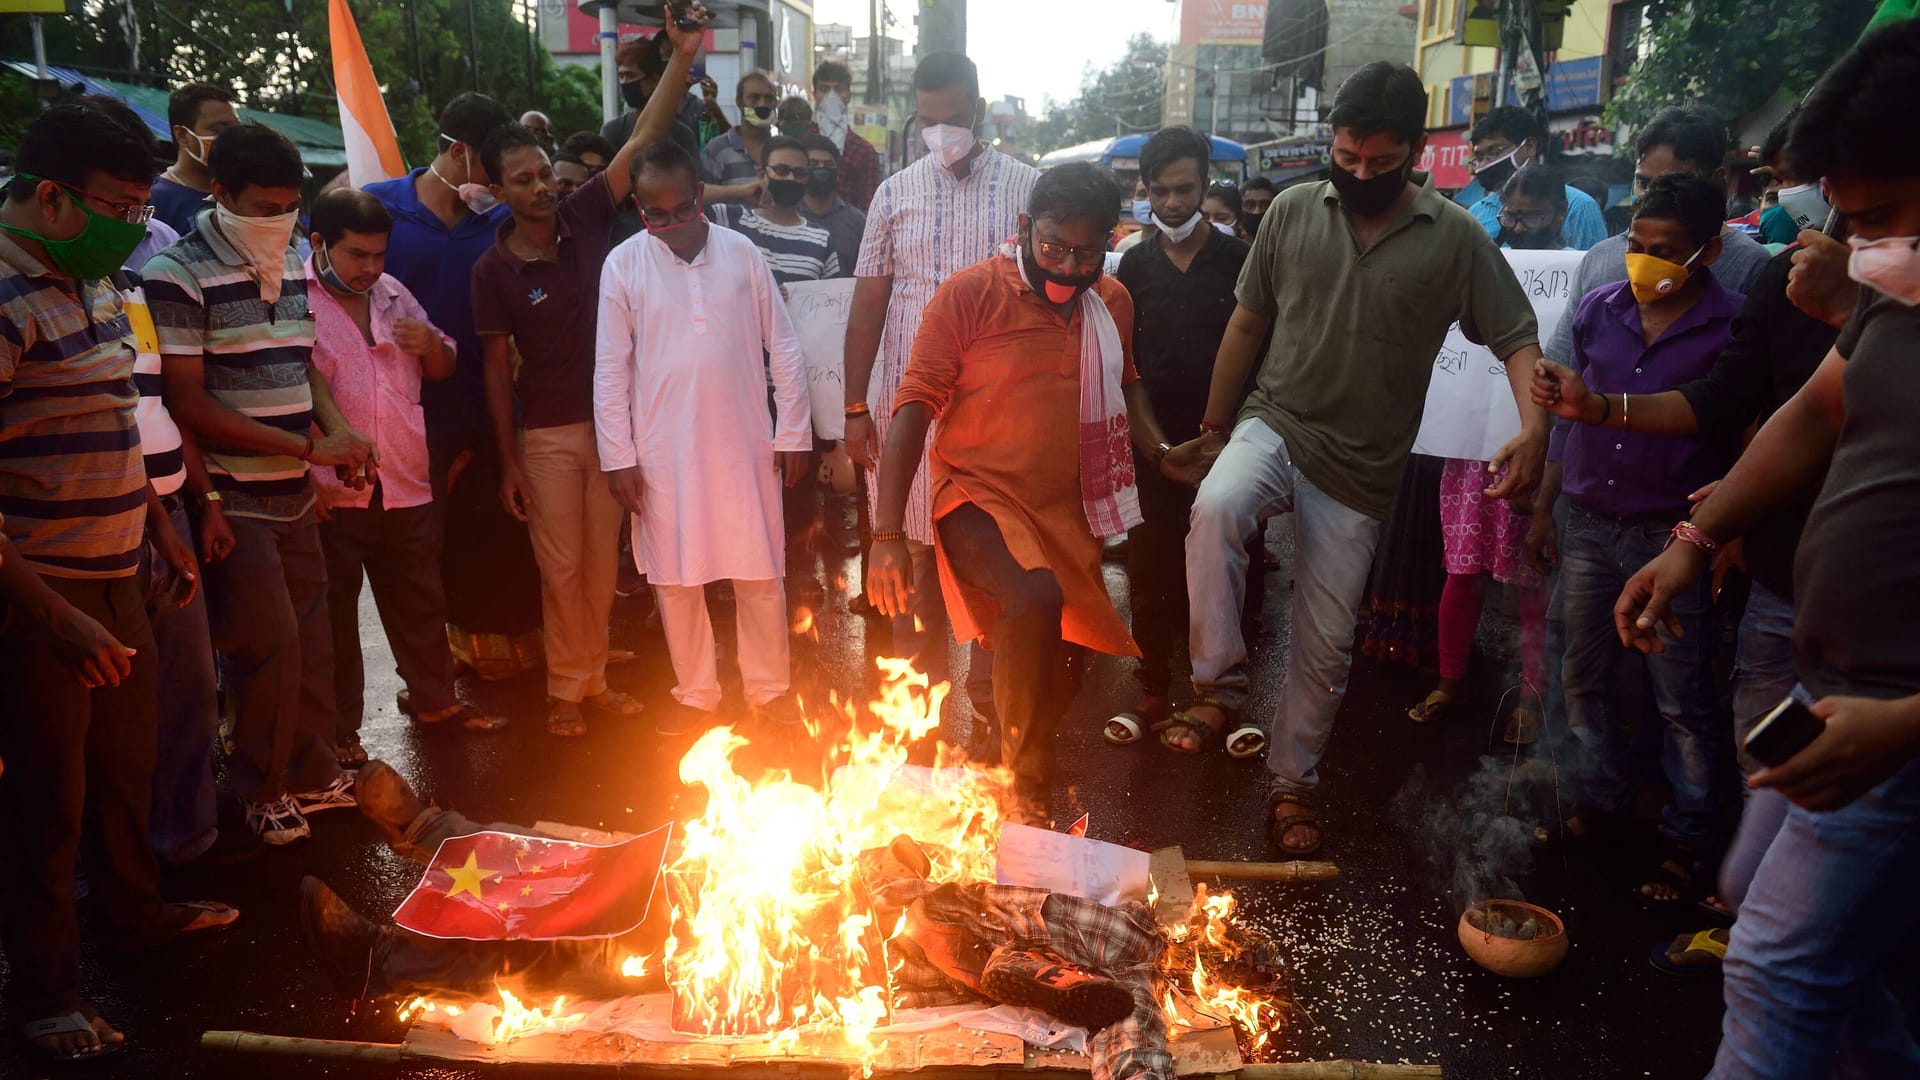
[444,851,500,900]
[521,885,533,897]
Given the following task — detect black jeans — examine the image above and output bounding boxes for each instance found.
[936,503,1076,821]
[1128,469,1195,700]
[0,575,164,1019]
[319,492,459,737]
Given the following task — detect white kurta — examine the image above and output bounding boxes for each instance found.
[593,226,813,586]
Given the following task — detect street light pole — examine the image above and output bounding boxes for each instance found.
[1209,62,1220,138]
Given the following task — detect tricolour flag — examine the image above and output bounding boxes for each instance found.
[329,0,407,186]
[393,825,673,941]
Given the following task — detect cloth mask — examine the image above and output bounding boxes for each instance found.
[805,166,838,198]
[432,137,500,214]
[1473,145,1523,193]
[816,92,850,152]
[213,202,298,303]
[1150,209,1201,244]
[639,194,705,235]
[1777,182,1832,232]
[178,127,213,167]
[1131,199,1153,226]
[1848,235,1920,306]
[1211,220,1237,236]
[1623,245,1703,305]
[0,175,147,281]
[766,178,806,207]
[1330,159,1409,217]
[741,105,775,128]
[1241,210,1263,237]
[921,124,977,169]
[1020,229,1099,305]
[621,80,648,110]
[315,243,373,297]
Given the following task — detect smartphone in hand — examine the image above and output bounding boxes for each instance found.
[1745,695,1826,767]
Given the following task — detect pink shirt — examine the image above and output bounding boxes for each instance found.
[305,256,451,510]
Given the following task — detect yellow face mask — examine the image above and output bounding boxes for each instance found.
[1624,246,1703,304]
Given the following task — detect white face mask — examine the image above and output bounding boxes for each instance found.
[1151,209,1201,244]
[1777,181,1832,233]
[1848,235,1920,307]
[1211,220,1237,236]
[1131,199,1152,226]
[178,127,213,167]
[921,123,977,169]
[212,202,298,303]
[433,135,500,215]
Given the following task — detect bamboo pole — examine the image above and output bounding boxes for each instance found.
[1182,860,1339,884]
[201,1031,1440,1078]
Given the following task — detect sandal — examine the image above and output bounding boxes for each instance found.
[1407,689,1458,724]
[1697,894,1736,925]
[332,732,368,768]
[1649,928,1728,977]
[19,1005,125,1065]
[1156,698,1230,754]
[399,690,509,731]
[1225,725,1267,760]
[547,699,588,738]
[1105,696,1166,746]
[1503,703,1541,745]
[585,689,646,717]
[1268,792,1324,857]
[1638,846,1704,907]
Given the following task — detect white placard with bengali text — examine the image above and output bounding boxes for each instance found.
[1411,248,1584,462]
[783,278,856,441]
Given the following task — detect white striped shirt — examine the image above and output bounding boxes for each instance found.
[853,149,1038,542]
[709,206,844,284]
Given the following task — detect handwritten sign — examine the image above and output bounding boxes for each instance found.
[994,823,1150,907]
[1411,248,1584,461]
[783,278,856,441]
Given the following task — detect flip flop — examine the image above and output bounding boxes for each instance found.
[1648,928,1727,977]
[19,1009,124,1065]
[1225,725,1267,760]
[1103,713,1145,746]
[585,689,646,717]
[398,690,508,731]
[1407,689,1458,724]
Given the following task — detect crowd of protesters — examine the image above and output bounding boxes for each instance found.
[1,0,1917,1071]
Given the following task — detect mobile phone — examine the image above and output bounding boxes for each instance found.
[1744,695,1826,767]
[667,1,700,30]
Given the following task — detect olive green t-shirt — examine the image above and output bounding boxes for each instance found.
[1234,171,1539,519]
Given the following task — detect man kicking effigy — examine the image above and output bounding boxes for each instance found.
[865,163,1204,826]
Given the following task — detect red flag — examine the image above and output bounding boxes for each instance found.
[1066,813,1090,837]
[393,825,672,941]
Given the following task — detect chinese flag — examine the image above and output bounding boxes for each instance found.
[393,825,672,941]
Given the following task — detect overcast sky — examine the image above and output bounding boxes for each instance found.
[810,0,1180,112]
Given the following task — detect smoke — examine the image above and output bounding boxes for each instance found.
[1394,750,1556,913]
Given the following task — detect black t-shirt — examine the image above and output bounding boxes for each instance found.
[1674,249,1837,599]
[1114,227,1251,443]
[1793,288,1920,699]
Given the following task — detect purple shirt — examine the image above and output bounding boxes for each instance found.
[1557,278,1745,517]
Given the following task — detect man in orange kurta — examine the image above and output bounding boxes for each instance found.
[867,164,1205,823]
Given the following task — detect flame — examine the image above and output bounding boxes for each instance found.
[621,954,651,978]
[791,606,816,636]
[399,985,587,1045]
[1160,888,1286,1056]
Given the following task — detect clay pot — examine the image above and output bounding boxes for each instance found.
[1457,899,1568,978]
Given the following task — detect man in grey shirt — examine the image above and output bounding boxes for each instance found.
[1544,104,1773,364]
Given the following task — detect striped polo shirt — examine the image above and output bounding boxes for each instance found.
[123,272,185,497]
[142,208,315,522]
[708,205,843,284]
[0,234,147,579]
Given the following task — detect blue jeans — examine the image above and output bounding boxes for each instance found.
[141,498,219,864]
[1559,503,1728,850]
[1719,583,1800,911]
[1710,758,1920,1079]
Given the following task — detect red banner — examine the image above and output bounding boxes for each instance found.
[393,825,672,941]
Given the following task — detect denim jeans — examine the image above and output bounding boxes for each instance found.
[1559,503,1728,850]
[1710,758,1920,1079]
[1186,419,1383,793]
[1716,583,1800,911]
[141,498,220,864]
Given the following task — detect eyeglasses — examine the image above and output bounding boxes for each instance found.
[1496,207,1558,231]
[638,201,702,228]
[1469,143,1518,170]
[22,174,153,225]
[765,164,807,179]
[1032,238,1105,267]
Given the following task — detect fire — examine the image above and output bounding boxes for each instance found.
[621,954,651,978]
[399,986,587,1045]
[1159,888,1286,1057]
[661,656,1008,1057]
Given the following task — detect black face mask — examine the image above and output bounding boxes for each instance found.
[620,80,647,110]
[1474,155,1517,194]
[1330,159,1411,217]
[1240,211,1263,237]
[1020,228,1099,306]
[805,167,838,197]
[766,178,806,207]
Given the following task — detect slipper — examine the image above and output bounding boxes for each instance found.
[1155,697,1231,754]
[1648,928,1727,977]
[1407,689,1458,724]
[547,699,588,738]
[1637,847,1705,908]
[1697,895,1736,925]
[332,733,369,768]
[168,899,240,936]
[1103,713,1145,746]
[398,691,508,731]
[1225,725,1267,760]
[19,1009,124,1065]
[585,689,646,717]
[1268,793,1324,857]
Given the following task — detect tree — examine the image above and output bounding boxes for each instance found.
[1027,33,1166,157]
[1607,0,1877,133]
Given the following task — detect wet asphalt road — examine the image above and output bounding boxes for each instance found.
[1,505,1727,1079]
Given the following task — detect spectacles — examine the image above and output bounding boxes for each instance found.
[765,164,806,179]
[1497,207,1558,231]
[22,174,153,225]
[1469,143,1518,170]
[639,201,702,228]
[1032,238,1105,266]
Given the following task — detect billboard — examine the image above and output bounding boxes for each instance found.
[1180,0,1269,46]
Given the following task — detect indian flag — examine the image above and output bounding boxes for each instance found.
[330,0,407,186]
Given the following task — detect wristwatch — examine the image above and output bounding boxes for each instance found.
[200,491,223,505]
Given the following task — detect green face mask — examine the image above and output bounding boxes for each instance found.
[0,174,149,281]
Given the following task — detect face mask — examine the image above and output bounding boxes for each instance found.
[1241,211,1263,236]
[1212,220,1237,235]
[1019,227,1099,305]
[1777,182,1831,232]
[741,105,775,128]
[1474,145,1522,193]
[621,80,648,110]
[921,123,977,169]
[1623,245,1703,305]
[1131,199,1153,226]
[0,175,148,281]
[1848,235,1920,306]
[805,167,838,198]
[1330,159,1410,217]
[213,202,299,302]
[1151,209,1201,243]
[178,127,213,167]
[766,178,806,207]
[432,137,500,214]
[315,243,372,297]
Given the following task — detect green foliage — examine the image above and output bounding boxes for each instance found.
[5,1,596,166]
[1027,33,1166,156]
[1607,0,1878,134]
[544,62,608,143]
